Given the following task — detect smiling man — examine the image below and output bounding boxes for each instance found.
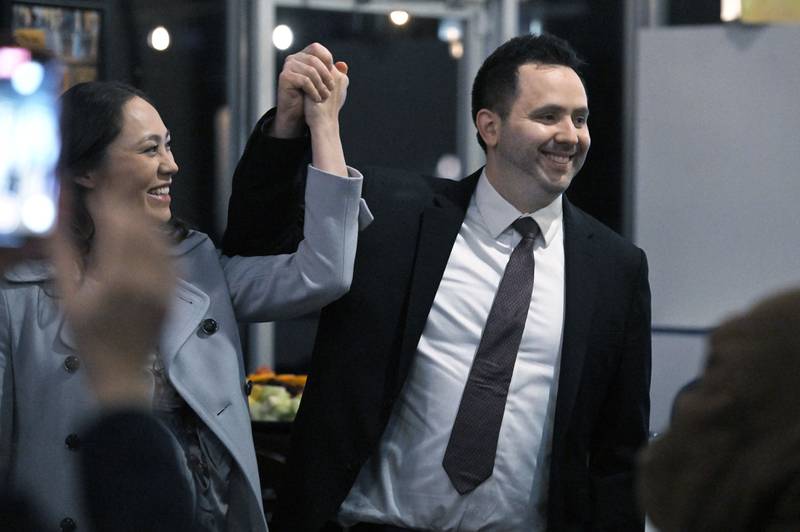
[224,34,651,532]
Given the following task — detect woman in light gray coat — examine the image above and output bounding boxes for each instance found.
[0,59,359,531]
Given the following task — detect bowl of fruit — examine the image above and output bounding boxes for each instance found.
[247,367,306,423]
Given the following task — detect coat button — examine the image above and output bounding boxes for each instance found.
[64,356,80,373]
[245,380,253,396]
[200,318,218,336]
[60,517,77,531]
[65,433,81,451]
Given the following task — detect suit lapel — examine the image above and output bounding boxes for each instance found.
[394,172,480,392]
[552,199,598,449]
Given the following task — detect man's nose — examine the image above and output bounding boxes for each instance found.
[554,118,579,145]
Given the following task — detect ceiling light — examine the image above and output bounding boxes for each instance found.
[273,24,294,50]
[438,19,463,43]
[720,0,742,21]
[449,40,464,60]
[148,26,171,52]
[389,10,410,26]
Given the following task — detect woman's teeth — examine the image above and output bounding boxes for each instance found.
[148,186,170,196]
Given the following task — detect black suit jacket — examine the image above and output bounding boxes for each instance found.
[223,134,651,532]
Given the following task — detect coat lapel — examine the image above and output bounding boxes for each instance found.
[159,278,210,371]
[54,278,210,373]
[160,233,212,369]
[41,234,210,362]
[393,172,480,392]
[552,199,598,448]
[49,276,210,401]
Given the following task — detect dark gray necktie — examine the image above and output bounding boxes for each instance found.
[442,217,540,494]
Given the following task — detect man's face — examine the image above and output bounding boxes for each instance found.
[492,63,590,198]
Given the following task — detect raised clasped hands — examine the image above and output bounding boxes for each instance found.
[272,42,348,138]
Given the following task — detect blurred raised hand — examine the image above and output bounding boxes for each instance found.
[51,196,174,407]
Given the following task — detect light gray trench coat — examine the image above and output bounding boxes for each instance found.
[0,166,365,531]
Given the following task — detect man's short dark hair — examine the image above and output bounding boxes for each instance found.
[471,33,585,150]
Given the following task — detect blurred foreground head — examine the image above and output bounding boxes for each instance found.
[638,288,800,532]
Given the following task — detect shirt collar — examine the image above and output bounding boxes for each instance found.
[475,169,563,245]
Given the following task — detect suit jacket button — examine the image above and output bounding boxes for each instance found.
[245,380,253,396]
[60,517,77,531]
[64,356,80,373]
[200,318,218,336]
[65,433,81,451]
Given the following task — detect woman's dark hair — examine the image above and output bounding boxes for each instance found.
[58,81,188,256]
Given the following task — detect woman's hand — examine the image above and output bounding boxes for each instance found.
[303,61,349,132]
[304,62,349,177]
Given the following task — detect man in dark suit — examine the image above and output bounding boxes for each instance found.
[224,33,651,531]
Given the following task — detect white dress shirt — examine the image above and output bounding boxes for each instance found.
[338,172,565,531]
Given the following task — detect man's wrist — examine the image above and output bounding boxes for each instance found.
[271,110,306,139]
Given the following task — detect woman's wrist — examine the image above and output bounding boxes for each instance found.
[306,116,340,138]
[310,133,347,177]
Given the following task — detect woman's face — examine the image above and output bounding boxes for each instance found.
[84,96,178,224]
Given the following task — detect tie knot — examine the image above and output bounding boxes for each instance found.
[512,217,540,240]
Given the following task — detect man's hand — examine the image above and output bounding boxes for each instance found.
[272,42,336,138]
[51,198,174,407]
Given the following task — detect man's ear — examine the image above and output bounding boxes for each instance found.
[476,109,500,148]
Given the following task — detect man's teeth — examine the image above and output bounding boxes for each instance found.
[148,186,170,195]
[544,153,571,163]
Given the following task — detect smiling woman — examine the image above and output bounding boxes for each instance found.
[1,74,362,531]
[81,96,178,223]
[58,82,189,255]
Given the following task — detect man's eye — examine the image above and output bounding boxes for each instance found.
[539,114,557,122]
[165,140,172,151]
[144,145,158,153]
[574,115,588,127]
